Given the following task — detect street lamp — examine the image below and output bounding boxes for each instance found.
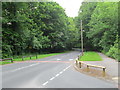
[81,20,84,56]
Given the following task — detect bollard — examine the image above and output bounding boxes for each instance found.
[78,56,79,60]
[87,65,89,72]
[76,60,78,66]
[79,62,81,68]
[11,58,13,63]
[102,68,106,77]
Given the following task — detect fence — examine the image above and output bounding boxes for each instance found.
[75,58,106,76]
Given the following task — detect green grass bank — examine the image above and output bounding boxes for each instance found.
[79,51,102,61]
[0,52,69,65]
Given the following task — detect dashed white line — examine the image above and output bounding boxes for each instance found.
[69,59,73,61]
[57,59,61,61]
[42,65,71,86]
[50,77,55,80]
[55,74,60,77]
[42,81,49,86]
[66,66,70,69]
[59,71,63,74]
[68,65,71,68]
[63,69,66,71]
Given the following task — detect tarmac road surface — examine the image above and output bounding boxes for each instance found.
[1,51,117,88]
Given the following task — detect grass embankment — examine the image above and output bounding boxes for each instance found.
[79,51,102,61]
[0,61,12,65]
[13,52,65,61]
[0,52,68,65]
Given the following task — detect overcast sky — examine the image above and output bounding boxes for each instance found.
[53,0,84,17]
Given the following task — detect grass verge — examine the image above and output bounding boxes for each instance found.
[0,51,69,65]
[13,52,66,61]
[79,51,102,61]
[0,61,12,65]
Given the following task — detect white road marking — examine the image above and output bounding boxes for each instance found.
[42,65,71,87]
[63,69,66,71]
[50,77,55,80]
[59,71,63,74]
[42,81,49,86]
[11,63,39,72]
[69,59,73,61]
[57,59,61,61]
[55,74,60,77]
[66,66,70,69]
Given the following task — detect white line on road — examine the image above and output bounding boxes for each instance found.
[42,81,49,86]
[50,77,55,80]
[69,59,73,61]
[11,63,39,72]
[63,69,66,71]
[42,65,71,87]
[59,71,63,74]
[66,65,71,69]
[57,59,61,61]
[55,74,60,77]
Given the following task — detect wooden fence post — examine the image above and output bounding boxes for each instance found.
[76,60,78,66]
[79,62,81,68]
[30,55,31,59]
[87,65,89,72]
[22,56,24,61]
[11,58,13,63]
[103,68,106,77]
[36,54,37,59]
[78,56,79,60]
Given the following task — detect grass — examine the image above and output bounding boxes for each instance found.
[13,52,65,61]
[0,51,69,65]
[0,61,12,65]
[79,51,102,61]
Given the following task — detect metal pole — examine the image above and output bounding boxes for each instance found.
[81,20,84,56]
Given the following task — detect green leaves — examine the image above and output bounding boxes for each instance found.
[75,2,118,60]
[2,2,75,57]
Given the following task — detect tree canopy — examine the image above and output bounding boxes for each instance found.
[75,2,119,60]
[2,2,119,61]
[2,2,79,58]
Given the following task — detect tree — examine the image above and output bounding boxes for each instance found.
[2,2,77,57]
[75,1,119,60]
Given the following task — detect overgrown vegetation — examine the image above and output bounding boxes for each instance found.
[2,1,119,61]
[2,2,79,58]
[75,2,119,61]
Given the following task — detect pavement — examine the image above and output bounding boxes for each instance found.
[82,53,119,83]
[0,51,118,88]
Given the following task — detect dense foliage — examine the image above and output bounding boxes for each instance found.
[2,2,79,58]
[75,2,119,61]
[2,2,119,61]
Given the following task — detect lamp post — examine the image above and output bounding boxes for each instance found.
[81,20,84,56]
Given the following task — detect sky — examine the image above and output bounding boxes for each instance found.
[53,0,84,17]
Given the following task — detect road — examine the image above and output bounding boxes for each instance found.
[1,51,117,88]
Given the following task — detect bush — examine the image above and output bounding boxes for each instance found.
[106,37,119,61]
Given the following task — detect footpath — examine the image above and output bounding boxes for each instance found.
[82,53,119,85]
